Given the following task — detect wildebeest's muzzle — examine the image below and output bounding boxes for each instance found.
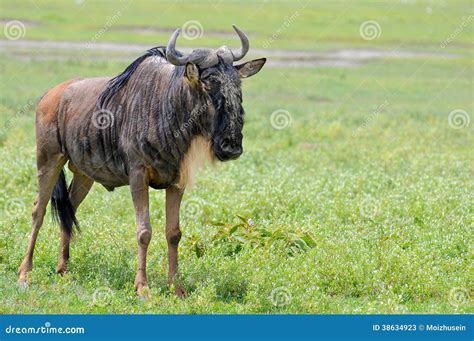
[211,91,244,161]
[213,135,243,161]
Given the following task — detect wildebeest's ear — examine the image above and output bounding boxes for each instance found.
[185,62,200,83]
[235,58,266,78]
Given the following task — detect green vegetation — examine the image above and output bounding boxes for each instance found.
[0,0,473,51]
[0,0,472,313]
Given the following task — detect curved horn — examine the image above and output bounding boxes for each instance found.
[166,28,189,65]
[231,25,249,61]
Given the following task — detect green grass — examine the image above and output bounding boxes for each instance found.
[0,0,473,314]
[0,0,473,51]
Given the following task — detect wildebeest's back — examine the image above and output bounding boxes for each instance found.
[58,77,129,189]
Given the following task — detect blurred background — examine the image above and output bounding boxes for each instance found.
[0,1,472,62]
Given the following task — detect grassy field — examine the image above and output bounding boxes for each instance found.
[0,0,473,313]
[0,0,473,51]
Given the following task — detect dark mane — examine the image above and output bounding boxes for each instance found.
[98,46,168,109]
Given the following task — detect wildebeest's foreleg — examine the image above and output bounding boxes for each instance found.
[165,186,186,297]
[130,169,152,297]
[56,173,94,275]
[18,154,66,283]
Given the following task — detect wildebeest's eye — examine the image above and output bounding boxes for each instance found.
[202,74,221,94]
[208,82,220,96]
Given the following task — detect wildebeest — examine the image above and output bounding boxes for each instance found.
[17,25,265,297]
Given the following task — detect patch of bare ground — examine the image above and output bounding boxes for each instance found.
[0,39,458,68]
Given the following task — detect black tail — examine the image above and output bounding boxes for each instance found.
[51,169,79,236]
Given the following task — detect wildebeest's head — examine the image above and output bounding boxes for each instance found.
[166,25,266,161]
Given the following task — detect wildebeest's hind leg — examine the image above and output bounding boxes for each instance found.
[18,154,66,283]
[129,169,152,297]
[56,171,94,275]
[166,186,186,297]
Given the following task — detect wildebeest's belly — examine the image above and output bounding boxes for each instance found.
[67,137,129,191]
[59,77,130,190]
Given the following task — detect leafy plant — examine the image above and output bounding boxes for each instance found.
[189,215,317,257]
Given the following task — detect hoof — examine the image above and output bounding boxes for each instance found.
[56,265,68,276]
[17,268,30,285]
[134,273,151,299]
[174,286,187,298]
[17,280,29,292]
[17,274,28,284]
[18,261,32,280]
[136,284,151,300]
